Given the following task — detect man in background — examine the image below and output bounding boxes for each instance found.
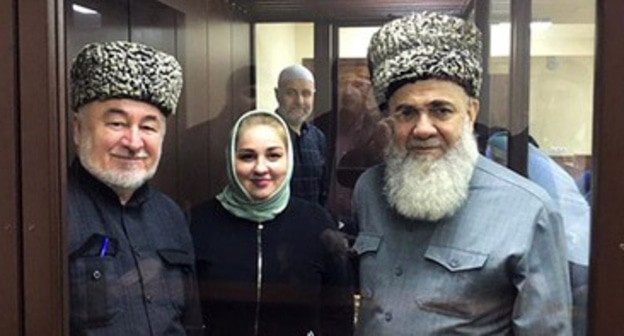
[68,41,201,335]
[275,64,330,206]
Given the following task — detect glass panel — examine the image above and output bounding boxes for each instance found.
[60,0,602,333]
[255,24,384,227]
[255,22,314,111]
[65,0,129,57]
[328,26,382,228]
[529,2,594,333]
[487,0,595,202]
[486,1,595,334]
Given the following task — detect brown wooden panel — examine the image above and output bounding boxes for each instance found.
[175,4,213,210]
[231,14,253,119]
[18,1,67,335]
[130,0,181,201]
[0,0,22,335]
[206,0,234,197]
[158,0,213,209]
[589,0,624,334]
[237,0,472,23]
[176,0,246,208]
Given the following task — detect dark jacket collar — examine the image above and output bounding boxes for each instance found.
[274,109,310,137]
[70,158,152,207]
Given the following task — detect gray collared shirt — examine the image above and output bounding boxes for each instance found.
[353,157,572,335]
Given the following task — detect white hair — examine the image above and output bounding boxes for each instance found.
[383,118,479,221]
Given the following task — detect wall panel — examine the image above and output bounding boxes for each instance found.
[18,0,67,335]
[589,0,624,333]
[0,0,22,334]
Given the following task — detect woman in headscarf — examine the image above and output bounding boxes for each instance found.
[191,110,354,336]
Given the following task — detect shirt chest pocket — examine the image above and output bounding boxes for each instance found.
[69,234,121,329]
[353,233,382,256]
[353,233,382,295]
[424,245,488,272]
[157,249,194,312]
[416,245,489,318]
[70,255,121,328]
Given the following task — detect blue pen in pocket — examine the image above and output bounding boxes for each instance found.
[99,236,109,258]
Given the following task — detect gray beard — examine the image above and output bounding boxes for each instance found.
[78,133,159,193]
[383,121,479,221]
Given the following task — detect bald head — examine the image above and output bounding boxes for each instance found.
[275,65,316,133]
[278,64,315,87]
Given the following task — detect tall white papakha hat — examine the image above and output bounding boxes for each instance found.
[70,41,183,116]
[367,11,483,110]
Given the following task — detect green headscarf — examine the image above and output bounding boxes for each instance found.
[216,109,294,222]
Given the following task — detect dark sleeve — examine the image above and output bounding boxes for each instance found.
[183,203,207,335]
[319,130,331,207]
[183,261,205,336]
[188,203,210,333]
[319,226,355,336]
[570,262,588,336]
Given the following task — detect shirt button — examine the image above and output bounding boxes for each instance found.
[384,311,393,322]
[450,259,459,268]
[145,294,153,303]
[92,270,102,280]
[130,245,140,255]
[394,266,403,276]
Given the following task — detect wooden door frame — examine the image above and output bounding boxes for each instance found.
[0,0,22,335]
[17,0,68,335]
[588,0,624,333]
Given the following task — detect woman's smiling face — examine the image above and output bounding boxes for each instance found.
[235,123,288,200]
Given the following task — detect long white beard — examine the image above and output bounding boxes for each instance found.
[383,120,479,221]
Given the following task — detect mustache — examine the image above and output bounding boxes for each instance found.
[110,149,149,159]
[405,138,444,149]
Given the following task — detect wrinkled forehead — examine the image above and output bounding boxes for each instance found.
[387,78,471,105]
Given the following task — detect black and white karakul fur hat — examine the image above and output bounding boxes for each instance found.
[70,41,183,116]
[367,11,483,109]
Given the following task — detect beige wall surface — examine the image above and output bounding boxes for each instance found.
[530,56,594,155]
[491,23,594,57]
[338,27,378,58]
[489,21,595,156]
[255,23,313,111]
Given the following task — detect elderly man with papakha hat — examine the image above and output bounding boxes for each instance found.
[351,12,572,335]
[67,41,202,335]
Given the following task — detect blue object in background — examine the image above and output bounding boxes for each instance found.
[487,131,590,335]
[487,132,590,266]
